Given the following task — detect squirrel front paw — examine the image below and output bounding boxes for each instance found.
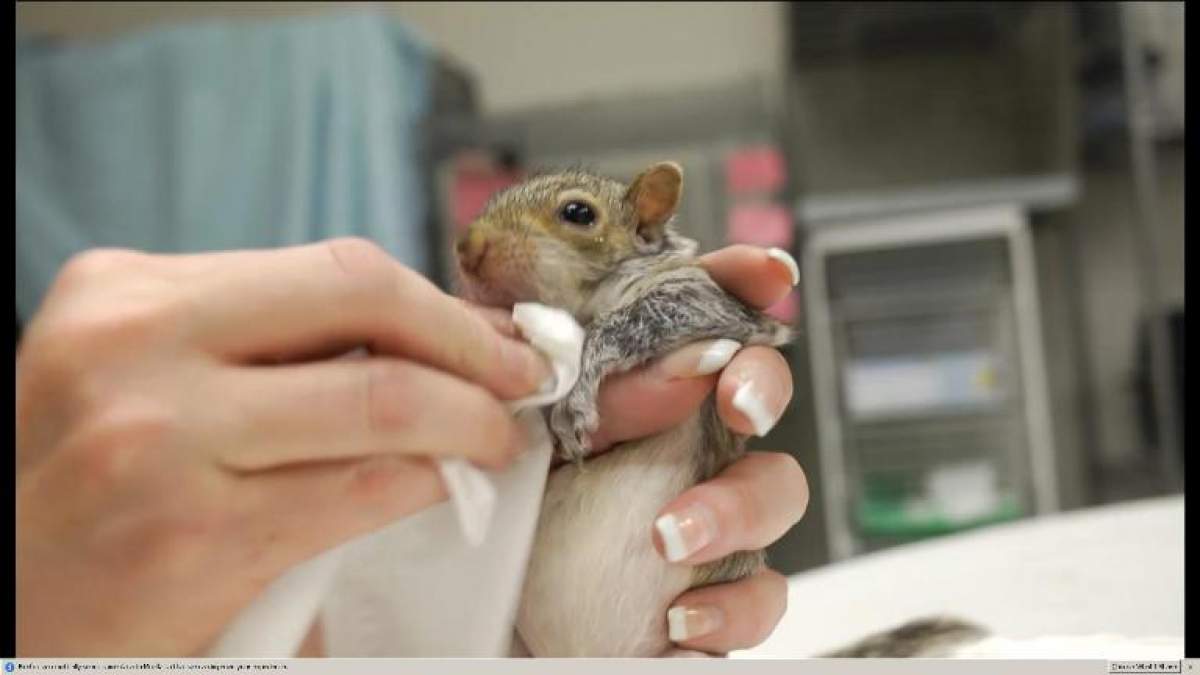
[549,394,598,462]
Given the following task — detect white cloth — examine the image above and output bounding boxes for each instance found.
[207,303,584,657]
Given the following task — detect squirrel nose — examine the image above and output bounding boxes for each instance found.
[456,229,489,274]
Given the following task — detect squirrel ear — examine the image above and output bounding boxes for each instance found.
[625,161,683,245]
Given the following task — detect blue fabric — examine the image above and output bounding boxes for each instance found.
[15,10,433,321]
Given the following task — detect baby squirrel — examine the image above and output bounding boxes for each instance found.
[457,161,791,656]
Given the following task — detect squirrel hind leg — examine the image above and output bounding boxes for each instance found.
[749,316,795,349]
[549,389,599,462]
[691,549,766,588]
[818,617,990,658]
[688,397,766,589]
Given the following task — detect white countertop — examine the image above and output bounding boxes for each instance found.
[736,495,1185,658]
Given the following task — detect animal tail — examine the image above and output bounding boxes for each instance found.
[817,616,989,658]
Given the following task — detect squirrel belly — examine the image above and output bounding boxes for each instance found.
[516,410,703,657]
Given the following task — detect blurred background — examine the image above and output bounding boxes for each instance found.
[15,2,1185,577]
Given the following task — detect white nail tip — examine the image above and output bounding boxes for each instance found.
[667,606,690,642]
[655,513,690,563]
[767,247,800,286]
[732,380,778,437]
[695,339,742,375]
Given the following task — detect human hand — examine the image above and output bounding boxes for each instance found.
[15,238,552,656]
[585,245,808,656]
[654,450,806,656]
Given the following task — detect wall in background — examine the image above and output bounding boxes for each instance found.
[1072,145,1185,475]
[1134,1,1185,137]
[15,1,787,115]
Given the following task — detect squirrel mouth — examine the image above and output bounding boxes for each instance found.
[458,279,517,311]
[456,260,537,312]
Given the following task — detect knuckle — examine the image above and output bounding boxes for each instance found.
[123,507,227,578]
[326,236,388,265]
[37,298,181,367]
[348,458,399,500]
[83,299,174,342]
[468,391,518,466]
[324,238,394,291]
[68,403,179,487]
[29,249,178,369]
[449,313,496,380]
[364,361,416,435]
[54,248,145,290]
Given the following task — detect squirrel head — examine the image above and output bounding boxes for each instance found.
[456,161,685,316]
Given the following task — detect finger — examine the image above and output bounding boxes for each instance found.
[183,239,551,400]
[589,341,792,453]
[588,338,743,452]
[665,568,788,653]
[715,346,793,438]
[652,451,808,564]
[464,302,521,340]
[697,245,798,311]
[206,357,522,471]
[230,454,449,576]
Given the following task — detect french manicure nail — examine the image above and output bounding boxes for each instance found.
[667,605,725,642]
[732,380,781,437]
[654,503,718,562]
[767,247,800,286]
[657,339,742,379]
[696,339,742,375]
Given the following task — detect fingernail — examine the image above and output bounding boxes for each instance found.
[767,247,800,286]
[504,339,555,394]
[667,605,725,642]
[655,503,718,562]
[657,339,742,379]
[732,379,781,437]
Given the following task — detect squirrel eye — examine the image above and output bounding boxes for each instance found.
[559,201,596,227]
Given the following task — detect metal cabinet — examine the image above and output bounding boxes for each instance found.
[803,205,1058,560]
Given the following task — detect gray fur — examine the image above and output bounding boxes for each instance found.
[551,265,789,461]
[819,617,989,657]
[547,230,790,593]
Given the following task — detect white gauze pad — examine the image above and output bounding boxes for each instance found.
[207,303,584,657]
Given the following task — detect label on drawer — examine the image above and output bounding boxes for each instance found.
[844,350,1001,418]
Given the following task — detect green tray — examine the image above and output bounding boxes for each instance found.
[856,494,1023,539]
